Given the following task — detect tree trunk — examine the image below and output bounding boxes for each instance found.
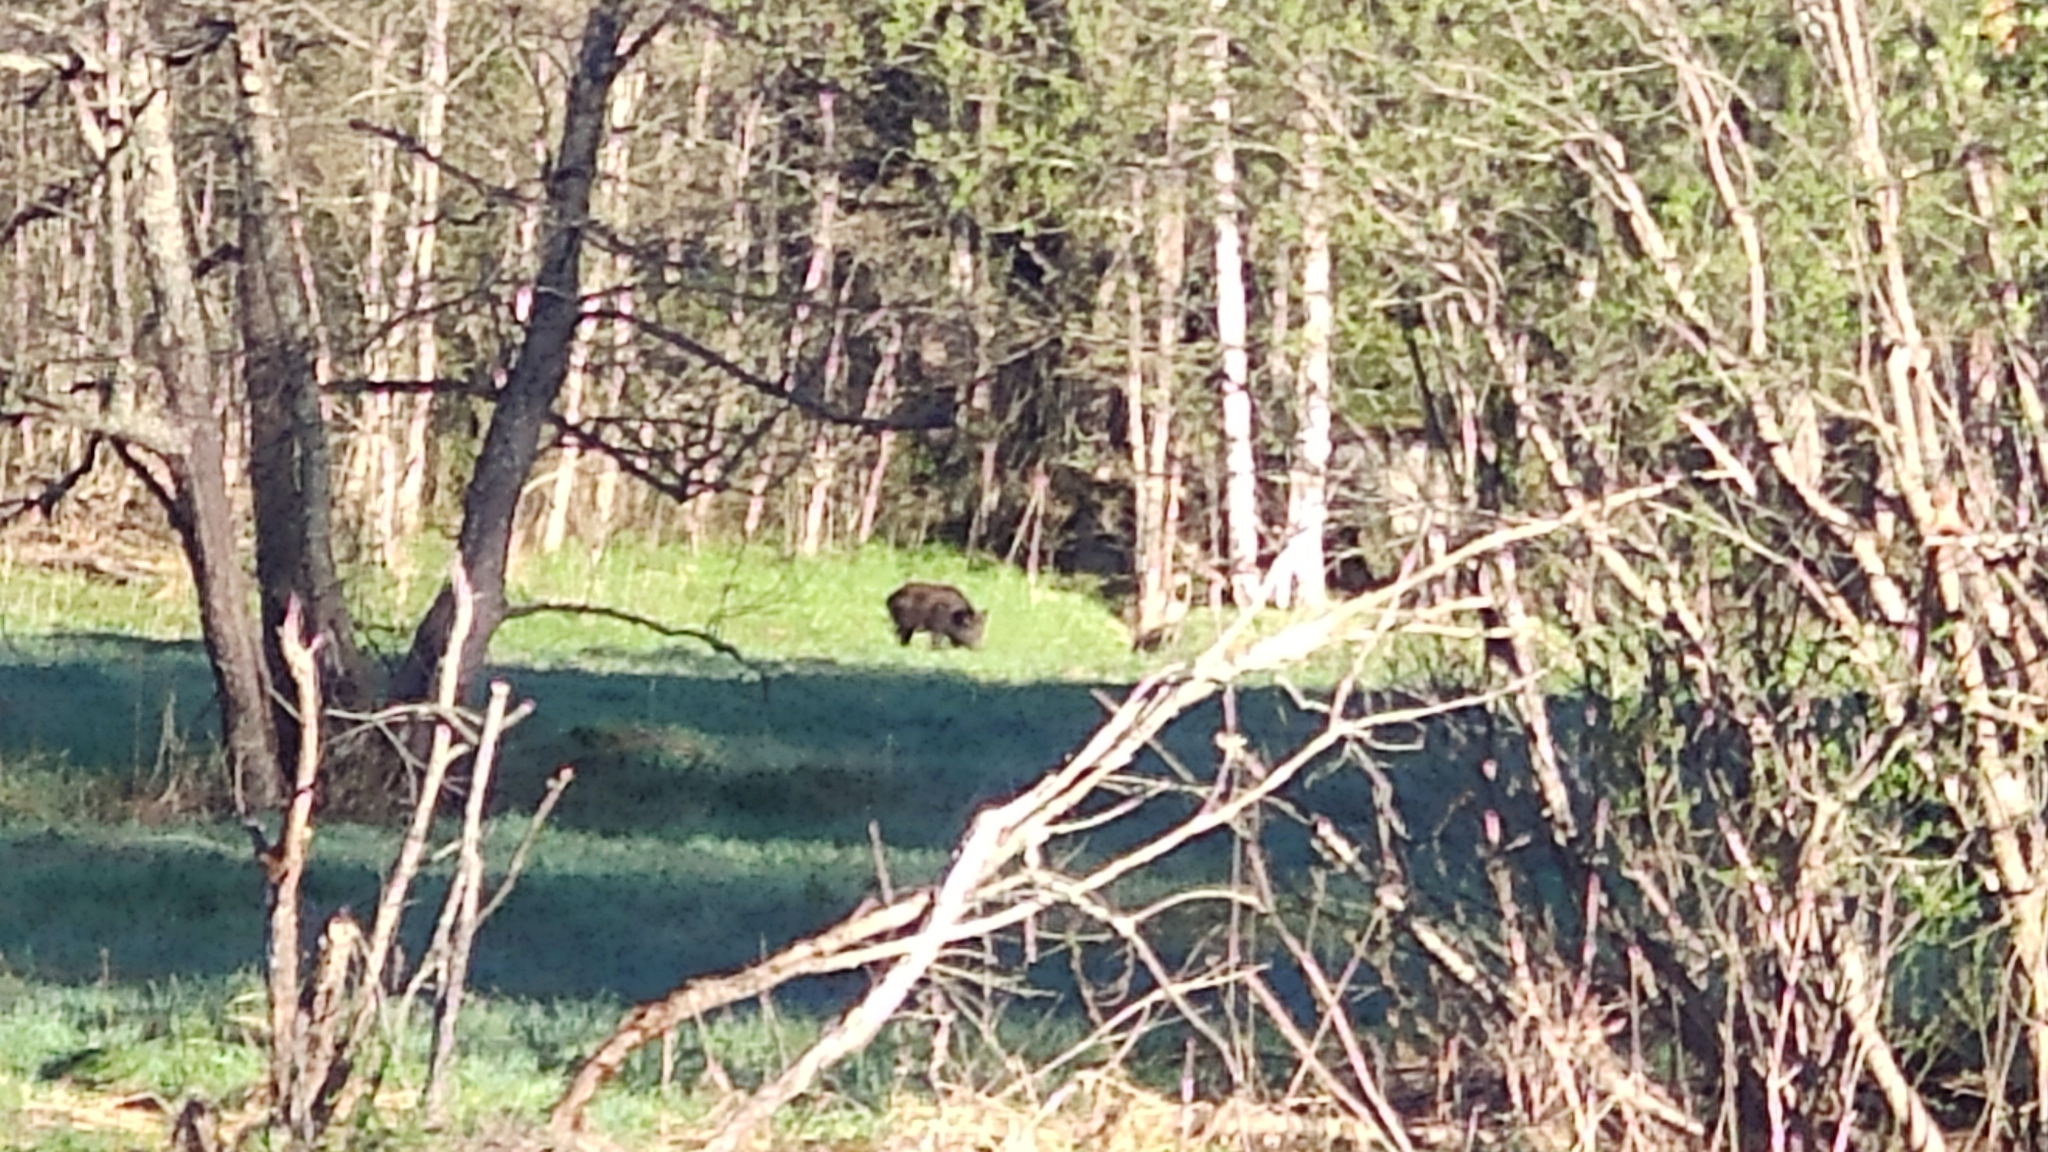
[1275,74,1332,610]
[799,281,854,556]
[540,324,594,555]
[957,225,1001,553]
[127,40,280,807]
[390,0,631,702]
[855,318,905,545]
[686,93,763,545]
[742,445,777,541]
[586,256,634,559]
[541,63,642,556]
[586,65,644,558]
[344,20,397,554]
[230,5,373,722]
[1206,1,1261,609]
[586,287,630,557]
[787,89,843,557]
[394,0,453,543]
[1126,156,1187,648]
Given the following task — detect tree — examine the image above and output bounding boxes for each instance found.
[1269,63,1333,610]
[230,1,375,727]
[125,5,281,808]
[389,0,636,701]
[1206,0,1260,609]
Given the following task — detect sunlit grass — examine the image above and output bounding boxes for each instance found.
[0,965,938,1150]
[373,539,1156,682]
[0,537,1448,1149]
[0,560,198,643]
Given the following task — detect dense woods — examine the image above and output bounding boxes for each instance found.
[11,0,2048,1145]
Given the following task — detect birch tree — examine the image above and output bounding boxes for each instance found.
[1206,0,1260,609]
[540,62,644,555]
[392,0,453,544]
[1271,66,1333,610]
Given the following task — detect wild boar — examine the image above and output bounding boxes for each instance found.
[886,582,987,649]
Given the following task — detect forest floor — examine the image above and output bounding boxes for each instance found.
[0,540,1486,1151]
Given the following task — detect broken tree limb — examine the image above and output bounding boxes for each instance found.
[550,889,935,1129]
[551,480,1682,1145]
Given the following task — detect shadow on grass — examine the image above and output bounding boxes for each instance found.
[0,632,1527,1005]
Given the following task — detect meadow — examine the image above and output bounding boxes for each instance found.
[0,541,1456,1150]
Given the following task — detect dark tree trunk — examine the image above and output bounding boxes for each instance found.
[231,7,373,735]
[390,0,630,701]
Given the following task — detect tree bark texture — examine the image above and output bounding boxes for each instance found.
[1276,74,1333,610]
[394,0,454,541]
[127,38,280,806]
[544,63,644,555]
[1206,2,1261,609]
[231,5,373,717]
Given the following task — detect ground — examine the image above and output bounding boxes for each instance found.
[0,540,1455,1150]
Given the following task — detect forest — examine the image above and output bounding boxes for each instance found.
[4,0,2048,1147]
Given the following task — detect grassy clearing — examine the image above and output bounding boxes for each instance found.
[0,541,1319,1147]
[361,538,1158,681]
[0,539,1507,1148]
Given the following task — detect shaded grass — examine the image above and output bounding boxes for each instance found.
[0,540,1510,1148]
[0,820,956,1002]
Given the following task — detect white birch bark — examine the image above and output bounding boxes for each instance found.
[353,22,398,554]
[1142,91,1189,645]
[855,317,905,544]
[1207,0,1261,609]
[1277,73,1333,609]
[795,89,845,556]
[542,65,643,554]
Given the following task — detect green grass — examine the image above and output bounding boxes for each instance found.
[359,538,1160,682]
[0,561,199,643]
[0,538,1494,1149]
[0,964,944,1149]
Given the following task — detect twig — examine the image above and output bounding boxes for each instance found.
[476,764,576,924]
[550,889,937,1127]
[267,597,328,1137]
[326,562,477,1130]
[425,681,512,1122]
[1244,973,1411,1152]
[0,435,101,526]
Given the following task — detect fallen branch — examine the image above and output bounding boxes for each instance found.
[501,600,764,684]
[550,481,1684,1145]
[550,889,936,1126]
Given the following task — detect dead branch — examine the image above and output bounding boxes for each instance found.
[0,391,184,456]
[267,597,328,1137]
[596,308,961,433]
[476,764,576,924]
[548,482,1683,1144]
[323,562,478,1130]
[424,681,514,1121]
[501,600,764,681]
[550,889,937,1127]
[0,435,101,525]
